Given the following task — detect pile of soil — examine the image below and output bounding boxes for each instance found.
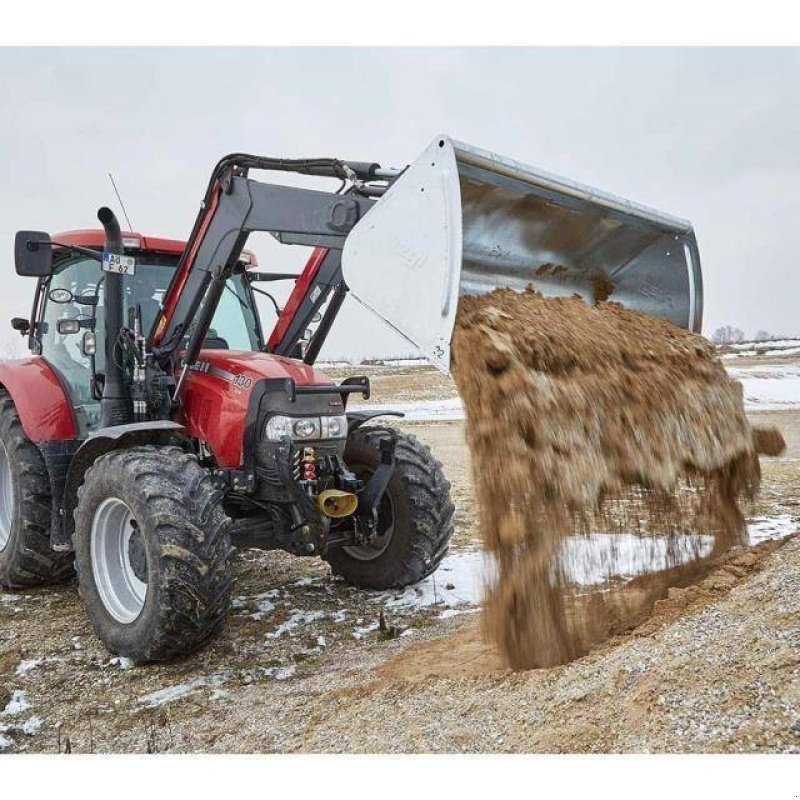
[451,287,782,670]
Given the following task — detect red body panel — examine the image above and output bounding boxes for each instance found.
[267,246,328,350]
[178,350,334,467]
[0,358,77,442]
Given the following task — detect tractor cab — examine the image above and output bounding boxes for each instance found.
[27,231,263,436]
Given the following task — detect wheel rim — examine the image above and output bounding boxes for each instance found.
[0,440,14,553]
[343,478,395,562]
[90,497,147,623]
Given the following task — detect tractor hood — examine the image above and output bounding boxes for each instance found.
[186,349,333,390]
[178,350,336,467]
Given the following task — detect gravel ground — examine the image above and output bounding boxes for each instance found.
[0,365,798,754]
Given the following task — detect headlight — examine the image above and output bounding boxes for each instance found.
[264,414,347,442]
[293,417,321,439]
[265,415,292,441]
[321,414,347,439]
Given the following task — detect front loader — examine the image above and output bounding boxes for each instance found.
[1,135,702,662]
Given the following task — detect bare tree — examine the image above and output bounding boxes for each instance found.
[753,330,772,342]
[710,325,745,345]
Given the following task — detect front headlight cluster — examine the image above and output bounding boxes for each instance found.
[265,414,348,442]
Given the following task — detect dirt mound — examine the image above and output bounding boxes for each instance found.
[376,535,793,685]
[450,287,783,670]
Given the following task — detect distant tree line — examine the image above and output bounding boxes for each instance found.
[709,327,793,345]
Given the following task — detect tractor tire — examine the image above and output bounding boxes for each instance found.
[73,445,233,663]
[325,426,455,590]
[0,392,74,588]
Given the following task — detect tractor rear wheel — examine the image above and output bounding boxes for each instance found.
[73,446,232,663]
[0,392,73,588]
[325,426,455,589]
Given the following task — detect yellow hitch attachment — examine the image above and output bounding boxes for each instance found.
[316,489,359,518]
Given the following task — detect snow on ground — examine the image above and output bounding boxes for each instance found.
[746,515,797,544]
[721,339,800,352]
[377,516,798,614]
[1,690,31,717]
[0,691,43,751]
[365,397,465,422]
[138,672,232,708]
[726,364,800,411]
[382,551,490,610]
[722,347,800,360]
[356,361,800,421]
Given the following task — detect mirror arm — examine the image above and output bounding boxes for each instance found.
[50,241,103,263]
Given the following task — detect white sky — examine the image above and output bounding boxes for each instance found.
[1,47,798,359]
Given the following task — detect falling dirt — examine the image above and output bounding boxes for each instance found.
[450,287,784,670]
[589,271,615,303]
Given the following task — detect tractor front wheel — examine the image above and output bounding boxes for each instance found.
[73,446,232,663]
[325,426,455,590]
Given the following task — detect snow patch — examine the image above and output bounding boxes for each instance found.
[266,609,327,638]
[382,551,488,611]
[380,515,797,614]
[137,672,231,708]
[352,622,380,640]
[15,658,46,677]
[262,664,296,680]
[357,397,465,423]
[233,589,281,621]
[747,515,798,544]
[0,733,12,750]
[437,608,481,620]
[21,716,43,735]
[1,691,30,717]
[727,364,800,410]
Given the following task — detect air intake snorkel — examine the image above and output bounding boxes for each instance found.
[97,206,133,427]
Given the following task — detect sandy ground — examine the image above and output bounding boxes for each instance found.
[1,364,799,754]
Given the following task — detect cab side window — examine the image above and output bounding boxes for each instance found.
[39,258,104,434]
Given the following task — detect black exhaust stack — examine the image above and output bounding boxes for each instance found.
[97,207,132,428]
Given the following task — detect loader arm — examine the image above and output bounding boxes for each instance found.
[148,154,385,378]
[149,136,703,385]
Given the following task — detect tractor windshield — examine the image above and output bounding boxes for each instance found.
[38,252,262,434]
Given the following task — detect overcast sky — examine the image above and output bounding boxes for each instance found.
[0,47,797,359]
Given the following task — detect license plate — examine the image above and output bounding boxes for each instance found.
[102,251,136,275]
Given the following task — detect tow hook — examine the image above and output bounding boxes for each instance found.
[359,435,396,515]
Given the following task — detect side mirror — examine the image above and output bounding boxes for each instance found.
[15,231,53,277]
[57,319,81,335]
[10,317,30,336]
[56,318,95,335]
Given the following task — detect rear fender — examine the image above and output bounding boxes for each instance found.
[57,421,188,551]
[0,357,77,442]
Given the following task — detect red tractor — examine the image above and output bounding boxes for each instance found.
[1,136,702,663]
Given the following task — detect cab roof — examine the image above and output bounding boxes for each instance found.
[52,229,258,266]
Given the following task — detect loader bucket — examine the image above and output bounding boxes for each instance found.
[342,136,702,374]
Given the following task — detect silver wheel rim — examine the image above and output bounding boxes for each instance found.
[0,440,14,552]
[343,489,395,562]
[90,497,147,623]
